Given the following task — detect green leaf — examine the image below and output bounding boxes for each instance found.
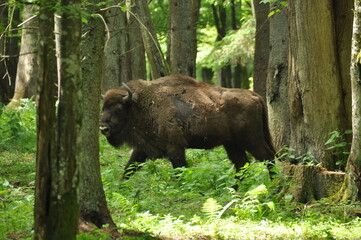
[265,201,275,211]
[246,184,268,197]
[268,11,276,18]
[345,129,353,134]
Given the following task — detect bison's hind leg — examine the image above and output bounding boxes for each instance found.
[244,140,276,178]
[224,144,249,174]
[224,144,249,190]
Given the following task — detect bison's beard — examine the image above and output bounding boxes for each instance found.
[106,129,127,148]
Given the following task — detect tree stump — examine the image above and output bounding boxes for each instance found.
[279,165,345,203]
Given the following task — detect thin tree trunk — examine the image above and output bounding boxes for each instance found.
[334,0,361,202]
[211,2,232,88]
[34,1,57,238]
[266,1,290,150]
[8,4,38,108]
[102,1,130,92]
[0,2,19,104]
[288,0,346,170]
[126,0,146,81]
[0,1,9,103]
[134,0,169,79]
[169,0,199,77]
[334,0,354,135]
[252,0,269,99]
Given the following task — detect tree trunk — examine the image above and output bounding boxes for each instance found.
[34,0,82,239]
[252,0,269,99]
[0,2,19,104]
[7,4,38,108]
[134,0,169,79]
[79,4,119,237]
[334,0,361,202]
[102,2,130,92]
[280,165,344,203]
[334,0,354,134]
[266,1,290,151]
[288,0,347,170]
[169,0,199,77]
[211,2,232,88]
[126,0,146,81]
[201,67,214,84]
[34,1,57,239]
[0,1,10,104]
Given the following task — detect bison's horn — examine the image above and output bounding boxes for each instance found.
[122,82,133,101]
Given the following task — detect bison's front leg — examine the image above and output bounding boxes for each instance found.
[167,146,188,169]
[122,148,147,179]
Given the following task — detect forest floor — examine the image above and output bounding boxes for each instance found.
[1,101,361,239]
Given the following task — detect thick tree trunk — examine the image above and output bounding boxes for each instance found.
[288,0,347,170]
[126,0,146,81]
[34,0,82,239]
[50,0,82,238]
[266,1,290,151]
[252,0,269,99]
[134,0,169,79]
[102,2,130,92]
[280,165,344,203]
[169,0,199,77]
[334,0,361,202]
[80,5,119,237]
[8,4,38,108]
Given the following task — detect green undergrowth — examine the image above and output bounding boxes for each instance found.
[1,100,361,240]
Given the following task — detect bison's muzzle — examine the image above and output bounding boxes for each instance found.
[99,123,111,137]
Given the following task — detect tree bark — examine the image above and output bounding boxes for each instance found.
[34,1,57,239]
[34,0,82,239]
[126,0,146,81]
[266,1,290,151]
[334,0,361,202]
[211,2,231,88]
[7,4,38,108]
[80,4,119,237]
[334,0,354,133]
[134,0,169,79]
[102,2,130,92]
[288,0,347,170]
[252,0,269,99]
[169,0,199,77]
[280,165,344,203]
[0,1,19,104]
[52,0,82,238]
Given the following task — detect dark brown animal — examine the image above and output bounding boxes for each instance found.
[100,75,275,179]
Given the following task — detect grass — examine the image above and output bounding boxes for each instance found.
[1,100,361,239]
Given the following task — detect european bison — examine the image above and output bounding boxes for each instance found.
[100,75,276,179]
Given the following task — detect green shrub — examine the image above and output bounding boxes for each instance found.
[0,99,37,152]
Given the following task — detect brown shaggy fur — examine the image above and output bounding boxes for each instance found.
[100,75,275,178]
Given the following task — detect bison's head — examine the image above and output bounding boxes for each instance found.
[100,83,133,147]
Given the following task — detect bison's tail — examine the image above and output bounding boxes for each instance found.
[260,99,276,159]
